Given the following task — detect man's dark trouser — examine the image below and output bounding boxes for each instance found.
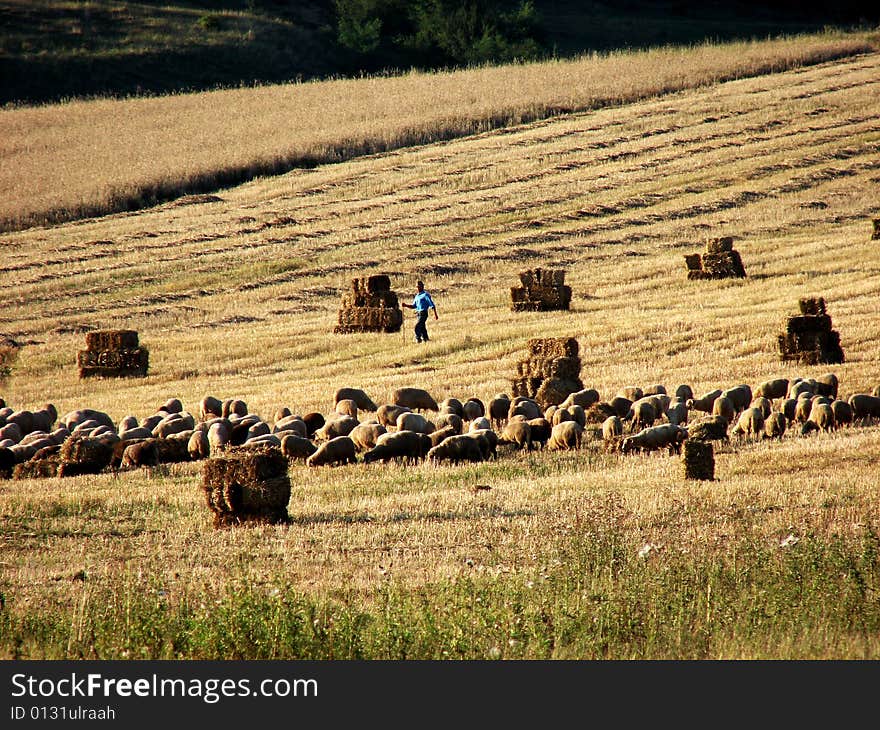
[415,310,429,342]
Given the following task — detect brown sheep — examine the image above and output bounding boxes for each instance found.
[801,402,835,435]
[609,396,633,419]
[119,426,153,441]
[547,421,582,451]
[754,378,789,401]
[307,436,357,467]
[302,412,326,437]
[750,396,772,419]
[334,387,378,412]
[721,385,752,413]
[687,415,729,442]
[273,415,308,437]
[120,440,160,470]
[363,430,432,464]
[621,424,687,454]
[628,399,657,433]
[119,415,139,432]
[602,415,623,442]
[439,398,464,417]
[430,425,458,448]
[63,408,115,432]
[830,399,853,427]
[561,388,600,410]
[643,384,667,397]
[315,416,359,441]
[188,430,210,460]
[673,384,694,402]
[848,394,880,421]
[208,421,232,451]
[377,404,411,428]
[508,398,542,422]
[488,395,511,427]
[617,386,643,401]
[281,434,318,461]
[392,387,439,412]
[815,373,839,399]
[222,399,248,418]
[686,389,722,413]
[462,398,485,421]
[396,412,435,435]
[499,420,532,451]
[527,417,552,449]
[779,398,798,425]
[274,406,292,423]
[434,412,463,434]
[552,407,574,426]
[427,434,484,464]
[712,395,735,423]
[763,412,786,440]
[335,399,359,418]
[794,397,813,425]
[665,399,688,426]
[349,422,387,451]
[788,380,815,400]
[731,407,765,440]
[199,396,223,420]
[468,429,498,460]
[468,417,491,432]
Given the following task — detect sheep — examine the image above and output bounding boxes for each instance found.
[543,405,557,423]
[335,399,358,418]
[628,399,657,432]
[439,398,464,417]
[848,394,880,421]
[0,447,15,478]
[141,414,164,432]
[551,407,574,426]
[153,412,196,438]
[334,387,378,412]
[396,412,435,435]
[830,399,853,427]
[63,408,115,432]
[731,407,765,440]
[273,415,308,437]
[665,399,688,426]
[687,415,729,442]
[207,421,231,451]
[763,412,786,440]
[434,412,463,434]
[363,430,431,464]
[802,403,835,435]
[815,373,839,399]
[673,384,694,402]
[307,436,357,467]
[787,380,815,400]
[427,434,484,464]
[242,434,283,449]
[468,429,498,460]
[119,415,139,432]
[754,378,789,400]
[468,416,491,432]
[199,396,224,420]
[302,412,326,437]
[527,418,552,449]
[120,440,160,470]
[30,407,56,434]
[547,420,583,451]
[617,386,643,401]
[349,422,387,451]
[246,421,271,440]
[430,425,458,447]
[315,415,359,441]
[0,423,22,443]
[568,404,587,429]
[488,394,511,427]
[720,385,752,413]
[602,415,623,442]
[794,397,813,425]
[620,424,687,454]
[508,398,542,421]
[280,434,318,461]
[561,388,600,410]
[712,395,735,423]
[643,384,667,397]
[686,389,722,413]
[392,387,439,412]
[750,396,772,419]
[377,404,411,428]
[462,398,485,421]
[5,410,34,436]
[188,430,210,460]
[222,399,248,418]
[498,420,532,450]
[119,426,153,441]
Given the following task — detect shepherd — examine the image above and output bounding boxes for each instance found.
[402,280,439,343]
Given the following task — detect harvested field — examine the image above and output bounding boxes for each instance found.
[2,43,880,660]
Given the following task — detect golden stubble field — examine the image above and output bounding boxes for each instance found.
[1,42,880,658]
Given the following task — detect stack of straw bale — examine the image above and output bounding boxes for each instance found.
[510,268,572,311]
[13,456,61,479]
[682,440,715,481]
[56,434,116,477]
[778,298,845,366]
[511,337,583,406]
[872,219,880,241]
[333,275,403,334]
[202,446,291,527]
[77,330,148,378]
[685,237,747,279]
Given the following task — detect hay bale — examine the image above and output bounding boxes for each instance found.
[77,347,149,378]
[684,253,702,271]
[202,446,290,526]
[872,219,880,241]
[535,377,583,408]
[13,456,60,479]
[58,434,115,475]
[705,237,734,254]
[682,440,714,481]
[85,330,139,351]
[799,297,827,316]
[688,416,729,442]
[366,274,391,293]
[584,401,618,424]
[528,337,579,359]
[786,315,832,335]
[702,251,746,278]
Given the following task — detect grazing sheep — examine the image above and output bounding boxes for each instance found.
[247,421,271,440]
[335,399,358,418]
[207,421,232,451]
[430,425,458,447]
[561,388,600,410]
[568,404,587,429]
[779,398,798,425]
[242,434,283,449]
[63,408,115,432]
[119,426,153,441]
[468,429,498,459]
[462,398,485,421]
[222,399,248,418]
[750,396,772,419]
[686,389,722,413]
[547,420,583,451]
[434,412,463,434]
[349,423,387,451]
[498,420,532,451]
[396,412,435,435]
[720,385,752,412]
[543,405,557,423]
[848,394,880,421]
[427,434,484,464]
[30,407,56,434]
[199,396,223,420]
[815,373,839,399]
[712,396,735,423]
[527,418,552,449]
[160,398,183,414]
[439,398,464,417]
[628,399,657,432]
[280,434,318,461]
[0,447,15,478]
[377,404,411,428]
[673,384,694,402]
[5,410,34,435]
[665,399,688,426]
[731,407,765,439]
[334,387,378,412]
[274,406,292,423]
[468,416,491,432]
[188,430,210,460]
[153,413,195,438]
[794,397,813,425]
[687,415,729,442]
[621,424,687,454]
[763,412,786,440]
[392,387,439,412]
[302,412,326,437]
[119,415,139,432]
[643,384,667,397]
[754,378,789,400]
[120,440,160,470]
[508,399,542,422]
[363,430,432,464]
[617,386,644,402]
[830,399,854,427]
[273,415,308,437]
[788,380,815,400]
[607,396,632,419]
[488,395,511,427]
[602,415,623,442]
[0,423,22,443]
[802,403,835,435]
[315,415,359,441]
[307,436,357,467]
[552,407,574,426]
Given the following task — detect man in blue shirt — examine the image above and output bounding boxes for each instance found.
[402,280,438,343]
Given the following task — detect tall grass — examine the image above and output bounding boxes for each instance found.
[2,30,876,232]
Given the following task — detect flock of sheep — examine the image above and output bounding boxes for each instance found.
[2,373,880,477]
